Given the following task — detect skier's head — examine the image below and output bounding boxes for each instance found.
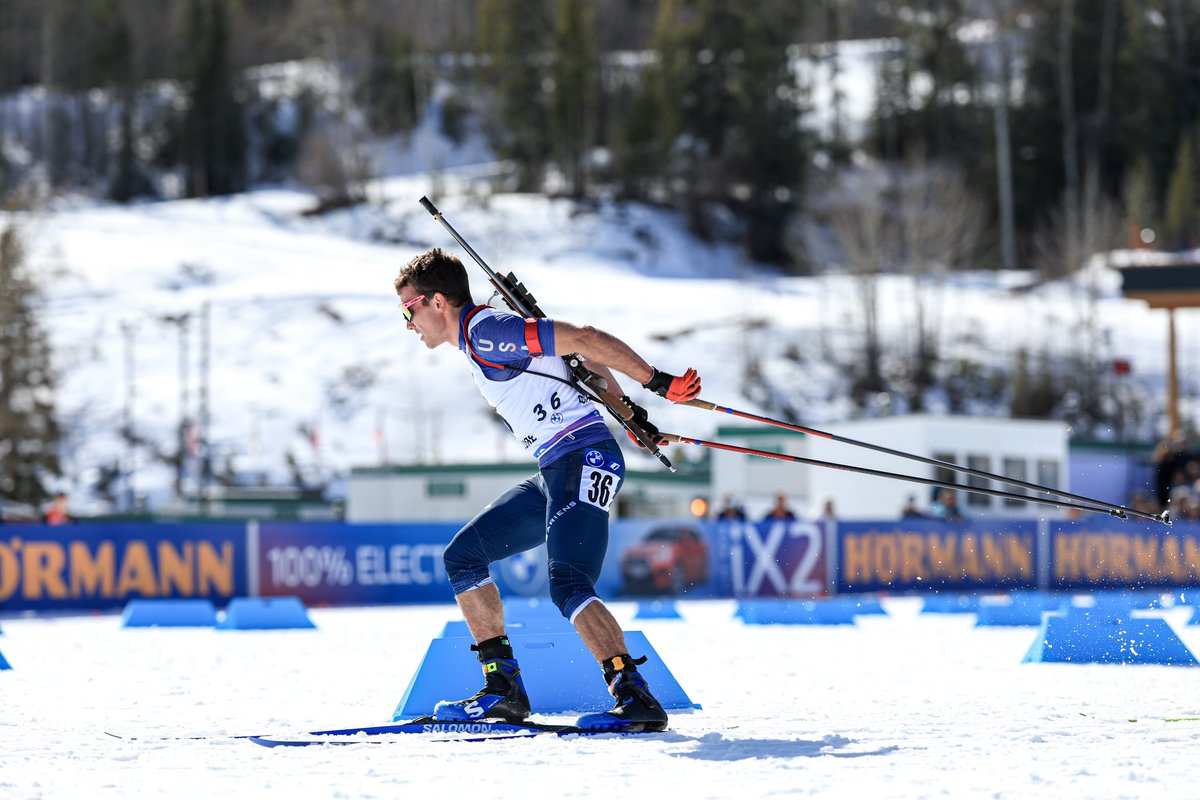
[395,248,473,349]
[395,247,472,308]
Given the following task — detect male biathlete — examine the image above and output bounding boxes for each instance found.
[395,247,701,731]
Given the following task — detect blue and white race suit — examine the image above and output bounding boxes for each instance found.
[443,304,625,621]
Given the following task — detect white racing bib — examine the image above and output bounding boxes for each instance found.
[579,449,620,512]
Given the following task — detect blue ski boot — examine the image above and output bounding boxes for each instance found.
[575,654,668,732]
[433,635,531,722]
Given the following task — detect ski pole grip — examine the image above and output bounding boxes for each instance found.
[419,196,440,217]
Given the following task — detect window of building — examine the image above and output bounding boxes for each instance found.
[966,454,991,507]
[426,479,466,498]
[1002,458,1027,507]
[1037,459,1059,490]
[932,452,957,502]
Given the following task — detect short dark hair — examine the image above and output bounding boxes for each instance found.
[394,248,472,306]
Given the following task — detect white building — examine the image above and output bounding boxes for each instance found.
[710,415,1069,521]
[348,461,709,522]
[347,416,1071,523]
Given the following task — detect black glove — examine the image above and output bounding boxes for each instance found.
[620,395,664,449]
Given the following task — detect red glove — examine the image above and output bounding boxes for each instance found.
[626,428,667,450]
[644,367,701,403]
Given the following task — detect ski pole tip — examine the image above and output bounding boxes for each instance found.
[418,196,439,217]
[1160,509,1173,526]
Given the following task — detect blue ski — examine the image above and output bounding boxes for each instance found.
[109,717,662,746]
[249,717,659,747]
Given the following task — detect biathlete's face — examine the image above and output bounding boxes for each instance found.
[398,286,449,349]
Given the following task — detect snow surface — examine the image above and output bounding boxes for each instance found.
[13,177,1200,514]
[4,599,1200,798]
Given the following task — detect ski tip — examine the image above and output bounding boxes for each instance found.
[248,736,321,748]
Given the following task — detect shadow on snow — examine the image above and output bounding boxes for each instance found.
[665,732,901,761]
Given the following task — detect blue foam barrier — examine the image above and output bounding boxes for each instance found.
[1076,590,1163,616]
[736,598,857,625]
[845,595,887,615]
[921,594,980,614]
[121,599,218,628]
[1177,590,1200,607]
[1023,612,1198,665]
[217,596,316,630]
[634,600,683,620]
[0,649,10,670]
[975,593,1067,627]
[503,598,564,618]
[440,616,575,638]
[392,630,698,718]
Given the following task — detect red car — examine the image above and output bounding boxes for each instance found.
[620,526,709,596]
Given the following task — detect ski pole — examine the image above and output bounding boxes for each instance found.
[681,398,1146,521]
[658,432,1171,525]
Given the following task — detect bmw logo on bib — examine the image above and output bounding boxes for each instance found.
[585,449,605,467]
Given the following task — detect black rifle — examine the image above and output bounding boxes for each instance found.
[419,196,674,471]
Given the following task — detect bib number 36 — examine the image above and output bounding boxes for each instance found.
[580,467,619,512]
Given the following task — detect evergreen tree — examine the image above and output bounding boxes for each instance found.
[0,222,61,506]
[549,0,596,197]
[478,0,554,191]
[180,0,247,197]
[90,0,144,201]
[673,1,807,264]
[1163,133,1198,250]
[357,27,422,137]
[612,0,686,201]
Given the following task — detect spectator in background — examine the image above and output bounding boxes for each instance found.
[1169,486,1196,518]
[900,494,925,519]
[1171,493,1200,522]
[762,492,796,522]
[1184,460,1200,497]
[1153,431,1193,509]
[817,498,837,522]
[713,493,747,521]
[928,488,964,522]
[43,492,71,526]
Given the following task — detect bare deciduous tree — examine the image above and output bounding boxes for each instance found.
[829,173,890,407]
[296,124,369,212]
[892,151,987,409]
[1030,165,1124,435]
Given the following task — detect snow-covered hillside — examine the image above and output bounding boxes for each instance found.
[11,176,1198,513]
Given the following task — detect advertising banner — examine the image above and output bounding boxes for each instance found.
[258,520,728,606]
[257,522,460,605]
[28,515,1197,612]
[0,522,248,612]
[1049,519,1200,590]
[835,519,1038,593]
[717,519,828,598]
